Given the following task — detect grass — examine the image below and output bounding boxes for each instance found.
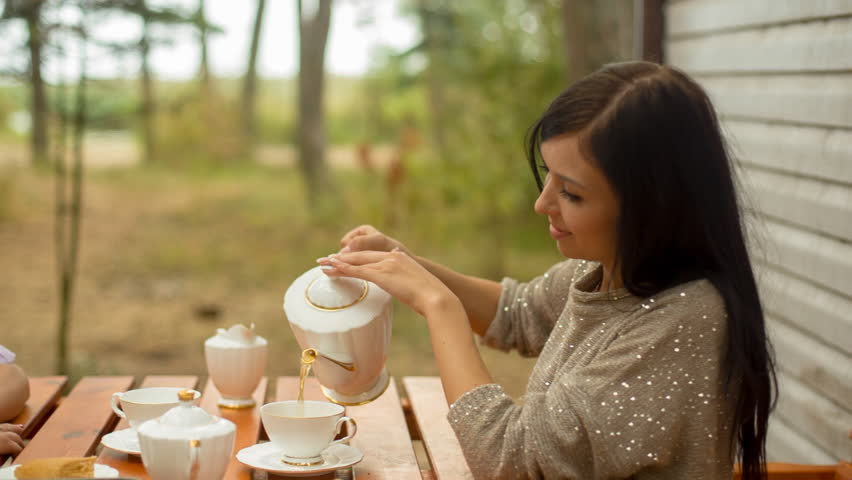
[0,153,561,399]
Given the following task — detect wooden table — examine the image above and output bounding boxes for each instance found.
[3,375,474,479]
[5,376,850,479]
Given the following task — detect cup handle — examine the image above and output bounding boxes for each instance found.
[110,392,126,419]
[329,416,357,447]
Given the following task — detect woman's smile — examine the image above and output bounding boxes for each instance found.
[548,222,571,239]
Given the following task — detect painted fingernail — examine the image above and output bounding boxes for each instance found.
[316,257,328,263]
[339,246,351,253]
[320,265,335,272]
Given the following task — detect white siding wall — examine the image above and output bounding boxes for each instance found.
[664,0,852,464]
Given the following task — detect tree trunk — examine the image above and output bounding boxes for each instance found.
[416,0,449,163]
[241,0,266,151]
[139,11,155,163]
[297,0,332,203]
[26,3,48,167]
[56,21,87,376]
[197,0,211,94]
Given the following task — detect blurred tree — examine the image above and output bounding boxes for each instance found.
[562,0,633,81]
[53,3,88,376]
[194,0,211,95]
[241,0,267,155]
[88,0,194,163]
[298,0,332,204]
[1,0,49,166]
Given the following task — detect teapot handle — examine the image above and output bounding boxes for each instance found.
[187,439,201,480]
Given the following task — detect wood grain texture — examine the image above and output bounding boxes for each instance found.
[666,0,852,37]
[13,376,134,464]
[95,376,199,479]
[758,265,852,357]
[741,165,852,240]
[774,371,852,460]
[667,16,852,73]
[726,121,852,186]
[0,376,66,464]
[402,377,472,480]
[349,379,421,479]
[767,318,852,413]
[767,415,837,464]
[701,74,852,128]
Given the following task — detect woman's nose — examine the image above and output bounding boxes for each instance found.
[534,185,554,216]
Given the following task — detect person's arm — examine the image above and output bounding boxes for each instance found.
[0,364,29,422]
[320,250,494,404]
[413,256,502,337]
[338,225,502,335]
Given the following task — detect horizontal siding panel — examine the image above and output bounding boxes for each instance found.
[759,219,852,298]
[767,414,837,463]
[774,370,852,461]
[725,121,852,185]
[741,166,852,240]
[758,266,852,356]
[698,74,852,128]
[666,16,852,73]
[666,0,852,37]
[767,316,852,408]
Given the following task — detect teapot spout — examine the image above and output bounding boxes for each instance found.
[303,348,357,372]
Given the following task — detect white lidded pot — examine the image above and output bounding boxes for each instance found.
[138,390,235,480]
[283,266,392,405]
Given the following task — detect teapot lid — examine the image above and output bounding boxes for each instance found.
[305,275,368,310]
[137,390,235,439]
[283,266,391,334]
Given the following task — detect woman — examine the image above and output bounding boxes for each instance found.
[318,61,775,479]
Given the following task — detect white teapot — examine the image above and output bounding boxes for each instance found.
[283,265,392,405]
[137,390,235,480]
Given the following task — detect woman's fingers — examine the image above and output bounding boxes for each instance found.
[0,424,23,434]
[340,225,377,247]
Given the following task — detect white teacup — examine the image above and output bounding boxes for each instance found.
[260,400,357,466]
[205,326,268,409]
[111,388,200,429]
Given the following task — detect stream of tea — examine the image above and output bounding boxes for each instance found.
[298,348,317,404]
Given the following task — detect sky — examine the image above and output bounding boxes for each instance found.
[0,0,420,81]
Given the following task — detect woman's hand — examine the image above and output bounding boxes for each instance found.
[318,250,458,317]
[338,225,412,257]
[0,423,24,456]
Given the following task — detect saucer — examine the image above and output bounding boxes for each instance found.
[237,442,363,477]
[0,463,119,478]
[101,427,141,455]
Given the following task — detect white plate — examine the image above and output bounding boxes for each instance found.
[0,463,119,478]
[236,442,363,477]
[100,427,141,456]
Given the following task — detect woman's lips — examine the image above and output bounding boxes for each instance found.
[549,224,571,239]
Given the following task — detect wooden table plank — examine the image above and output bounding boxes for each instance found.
[200,377,267,480]
[402,377,472,480]
[96,376,200,479]
[0,376,67,465]
[13,376,134,465]
[349,379,421,480]
[12,376,68,439]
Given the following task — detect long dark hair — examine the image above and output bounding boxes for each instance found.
[526,61,776,479]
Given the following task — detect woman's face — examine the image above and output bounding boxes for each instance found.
[534,134,620,269]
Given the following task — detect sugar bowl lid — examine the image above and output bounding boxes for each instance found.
[137,390,235,440]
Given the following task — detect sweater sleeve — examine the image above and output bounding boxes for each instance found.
[481,259,580,357]
[448,284,728,479]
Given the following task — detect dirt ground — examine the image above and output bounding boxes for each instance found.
[0,138,539,399]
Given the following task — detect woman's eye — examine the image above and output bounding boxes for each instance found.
[560,190,582,203]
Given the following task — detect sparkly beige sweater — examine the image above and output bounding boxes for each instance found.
[447,259,734,479]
